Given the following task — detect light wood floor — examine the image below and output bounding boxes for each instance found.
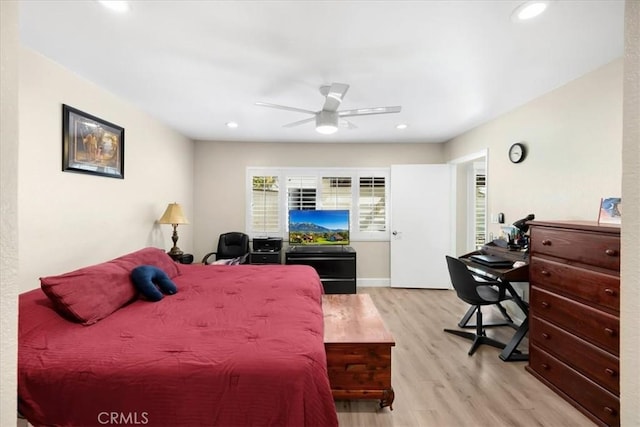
[335,287,591,427]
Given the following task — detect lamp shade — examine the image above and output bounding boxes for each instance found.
[158,203,189,225]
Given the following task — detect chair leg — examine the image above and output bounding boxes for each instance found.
[459,304,516,329]
[458,305,477,328]
[445,306,509,356]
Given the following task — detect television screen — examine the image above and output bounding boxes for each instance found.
[288,210,350,245]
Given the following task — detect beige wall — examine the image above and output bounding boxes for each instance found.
[446,59,623,237]
[17,48,195,291]
[621,1,639,424]
[193,141,444,280]
[0,1,19,424]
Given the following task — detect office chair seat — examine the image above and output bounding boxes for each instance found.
[443,255,516,356]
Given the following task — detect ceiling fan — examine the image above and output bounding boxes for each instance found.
[255,83,401,135]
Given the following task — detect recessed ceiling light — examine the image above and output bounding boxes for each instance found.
[511,1,549,22]
[97,1,130,13]
[396,124,408,130]
[226,121,239,128]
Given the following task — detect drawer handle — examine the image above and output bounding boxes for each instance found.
[541,239,552,246]
[541,363,550,370]
[541,333,550,339]
[604,288,616,296]
[541,301,550,309]
[604,249,618,257]
[603,407,616,416]
[604,328,616,336]
[605,368,617,377]
[540,270,550,276]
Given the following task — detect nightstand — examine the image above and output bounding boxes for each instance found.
[249,251,281,265]
[168,253,194,264]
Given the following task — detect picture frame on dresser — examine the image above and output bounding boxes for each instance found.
[597,197,622,224]
[62,104,124,179]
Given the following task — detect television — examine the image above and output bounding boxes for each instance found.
[288,209,350,245]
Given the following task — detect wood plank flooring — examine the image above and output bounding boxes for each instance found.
[336,287,592,427]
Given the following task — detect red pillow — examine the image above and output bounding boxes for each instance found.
[40,248,179,325]
[111,247,180,279]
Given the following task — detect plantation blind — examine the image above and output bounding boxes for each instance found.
[321,177,352,210]
[358,176,386,232]
[251,176,280,234]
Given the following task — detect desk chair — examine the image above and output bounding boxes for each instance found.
[444,255,515,356]
[202,232,250,265]
[457,298,516,329]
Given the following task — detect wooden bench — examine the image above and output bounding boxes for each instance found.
[322,294,396,409]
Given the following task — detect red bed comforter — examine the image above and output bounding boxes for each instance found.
[19,264,338,427]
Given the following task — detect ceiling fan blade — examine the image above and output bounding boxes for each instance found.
[339,119,358,129]
[338,105,402,117]
[322,83,350,112]
[255,102,316,115]
[283,116,316,128]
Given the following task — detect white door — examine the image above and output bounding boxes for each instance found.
[390,164,452,289]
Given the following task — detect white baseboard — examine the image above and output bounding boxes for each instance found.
[357,278,390,287]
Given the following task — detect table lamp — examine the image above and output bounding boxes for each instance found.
[158,203,189,257]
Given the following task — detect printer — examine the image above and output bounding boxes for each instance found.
[252,237,283,252]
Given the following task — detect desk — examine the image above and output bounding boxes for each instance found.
[459,243,529,362]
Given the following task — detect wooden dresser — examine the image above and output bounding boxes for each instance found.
[322,294,395,408]
[526,221,620,427]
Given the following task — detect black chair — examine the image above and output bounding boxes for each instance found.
[443,255,516,356]
[201,232,250,265]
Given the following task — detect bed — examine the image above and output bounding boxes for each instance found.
[18,247,338,427]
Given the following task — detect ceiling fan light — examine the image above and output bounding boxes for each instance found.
[316,111,339,135]
[316,124,338,135]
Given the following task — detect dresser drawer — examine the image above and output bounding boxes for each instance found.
[321,279,356,294]
[530,316,619,394]
[325,343,391,390]
[249,251,281,264]
[529,346,619,427]
[530,227,620,270]
[531,287,619,355]
[530,257,620,312]
[286,256,355,278]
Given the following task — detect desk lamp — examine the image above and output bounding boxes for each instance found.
[513,213,535,233]
[512,213,535,248]
[158,203,189,257]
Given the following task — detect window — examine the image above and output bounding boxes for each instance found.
[473,166,487,249]
[250,175,279,235]
[287,176,317,210]
[321,177,352,210]
[247,168,389,241]
[359,177,386,232]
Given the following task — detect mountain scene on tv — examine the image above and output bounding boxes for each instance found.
[289,211,349,245]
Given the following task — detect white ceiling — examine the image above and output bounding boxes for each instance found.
[19,1,624,144]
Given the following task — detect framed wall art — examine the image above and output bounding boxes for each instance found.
[62,104,124,179]
[597,196,622,225]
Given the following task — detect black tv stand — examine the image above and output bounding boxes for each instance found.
[285,246,356,294]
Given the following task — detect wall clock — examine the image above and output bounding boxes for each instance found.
[509,142,527,163]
